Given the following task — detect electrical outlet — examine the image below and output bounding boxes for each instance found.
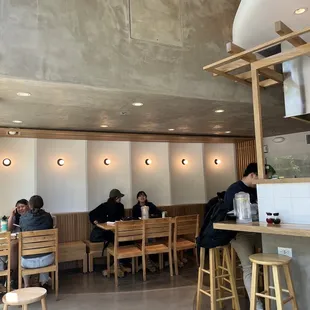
[278,247,292,257]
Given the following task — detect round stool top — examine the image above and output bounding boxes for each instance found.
[249,253,291,266]
[2,287,47,305]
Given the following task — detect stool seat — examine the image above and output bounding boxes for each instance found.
[250,253,291,266]
[2,287,47,305]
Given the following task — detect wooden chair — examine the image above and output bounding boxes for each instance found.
[2,287,47,310]
[107,221,145,286]
[173,214,199,275]
[144,218,173,277]
[18,229,59,299]
[0,232,11,292]
[249,253,298,310]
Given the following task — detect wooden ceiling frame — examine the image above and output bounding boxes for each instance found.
[203,22,310,89]
[203,21,310,182]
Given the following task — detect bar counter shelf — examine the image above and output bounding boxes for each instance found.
[213,221,310,238]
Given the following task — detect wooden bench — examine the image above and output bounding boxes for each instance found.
[59,241,87,273]
[84,240,105,273]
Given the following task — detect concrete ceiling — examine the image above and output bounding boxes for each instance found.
[0,0,309,137]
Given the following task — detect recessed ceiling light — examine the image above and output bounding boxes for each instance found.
[213,125,222,129]
[8,130,18,136]
[12,120,22,124]
[215,109,225,113]
[294,7,308,15]
[100,125,108,128]
[225,131,231,134]
[17,92,31,97]
[132,102,143,107]
[168,128,175,131]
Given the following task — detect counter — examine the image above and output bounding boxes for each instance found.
[213,221,310,238]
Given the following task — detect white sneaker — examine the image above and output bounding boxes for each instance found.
[256,300,264,310]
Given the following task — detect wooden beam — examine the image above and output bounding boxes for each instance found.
[226,42,283,83]
[203,26,310,71]
[251,67,265,179]
[0,127,251,143]
[216,59,249,73]
[259,79,279,87]
[253,42,310,69]
[275,21,307,47]
[211,69,251,87]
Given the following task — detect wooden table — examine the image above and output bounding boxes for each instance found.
[213,221,310,238]
[97,218,176,231]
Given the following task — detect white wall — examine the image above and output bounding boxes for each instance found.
[264,131,310,157]
[36,139,87,213]
[170,143,206,204]
[0,138,36,215]
[204,143,237,199]
[87,141,132,210]
[131,142,171,206]
[0,137,239,214]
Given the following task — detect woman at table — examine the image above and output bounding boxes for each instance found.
[19,195,54,288]
[8,199,29,232]
[132,191,161,219]
[89,189,125,243]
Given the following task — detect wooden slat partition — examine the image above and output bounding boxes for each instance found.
[54,203,205,244]
[235,140,256,179]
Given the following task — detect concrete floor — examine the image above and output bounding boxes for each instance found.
[0,264,250,310]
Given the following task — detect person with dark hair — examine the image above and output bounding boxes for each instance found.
[132,191,161,219]
[89,189,125,243]
[19,195,54,288]
[225,163,264,310]
[8,199,29,232]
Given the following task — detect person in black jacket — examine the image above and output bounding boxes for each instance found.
[89,189,125,243]
[132,191,161,219]
[19,195,54,288]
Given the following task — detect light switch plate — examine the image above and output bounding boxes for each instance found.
[278,247,293,257]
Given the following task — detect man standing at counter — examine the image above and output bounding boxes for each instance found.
[225,163,263,310]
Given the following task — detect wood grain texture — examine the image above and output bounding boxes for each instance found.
[0,127,250,143]
[235,140,256,179]
[254,178,310,184]
[214,222,310,237]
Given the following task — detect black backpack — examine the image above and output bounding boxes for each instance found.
[197,197,237,249]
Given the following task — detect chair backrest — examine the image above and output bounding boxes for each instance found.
[19,229,58,261]
[115,221,144,243]
[144,218,172,240]
[174,214,199,241]
[0,231,11,271]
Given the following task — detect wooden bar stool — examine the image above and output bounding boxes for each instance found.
[2,287,47,310]
[196,245,240,310]
[249,253,298,310]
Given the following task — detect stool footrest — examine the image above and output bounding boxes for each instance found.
[220,285,232,293]
[269,286,289,293]
[201,268,210,274]
[256,292,276,300]
[216,273,229,279]
[283,296,294,305]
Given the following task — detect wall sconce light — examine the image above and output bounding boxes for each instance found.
[182,159,188,165]
[145,159,152,165]
[57,159,65,166]
[214,159,221,165]
[104,158,111,165]
[2,158,11,167]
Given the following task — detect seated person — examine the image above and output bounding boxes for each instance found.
[132,191,161,219]
[8,199,29,232]
[7,199,29,287]
[89,189,125,243]
[19,195,54,288]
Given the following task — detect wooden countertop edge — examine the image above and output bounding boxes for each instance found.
[254,178,310,184]
[213,222,310,237]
